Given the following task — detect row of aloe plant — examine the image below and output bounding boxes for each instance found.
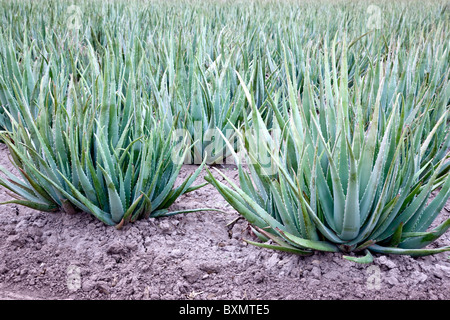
[206,33,450,261]
[0,0,448,260]
[2,0,448,154]
[0,39,215,227]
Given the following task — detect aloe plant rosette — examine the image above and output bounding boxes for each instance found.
[0,65,209,227]
[206,44,450,263]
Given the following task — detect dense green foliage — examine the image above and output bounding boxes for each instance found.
[0,0,449,257]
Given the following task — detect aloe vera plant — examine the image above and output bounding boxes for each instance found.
[0,55,209,227]
[0,0,448,242]
[1,0,448,144]
[206,39,450,262]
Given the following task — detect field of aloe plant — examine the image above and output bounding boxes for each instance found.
[0,0,449,300]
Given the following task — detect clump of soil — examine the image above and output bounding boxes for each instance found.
[0,143,449,300]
